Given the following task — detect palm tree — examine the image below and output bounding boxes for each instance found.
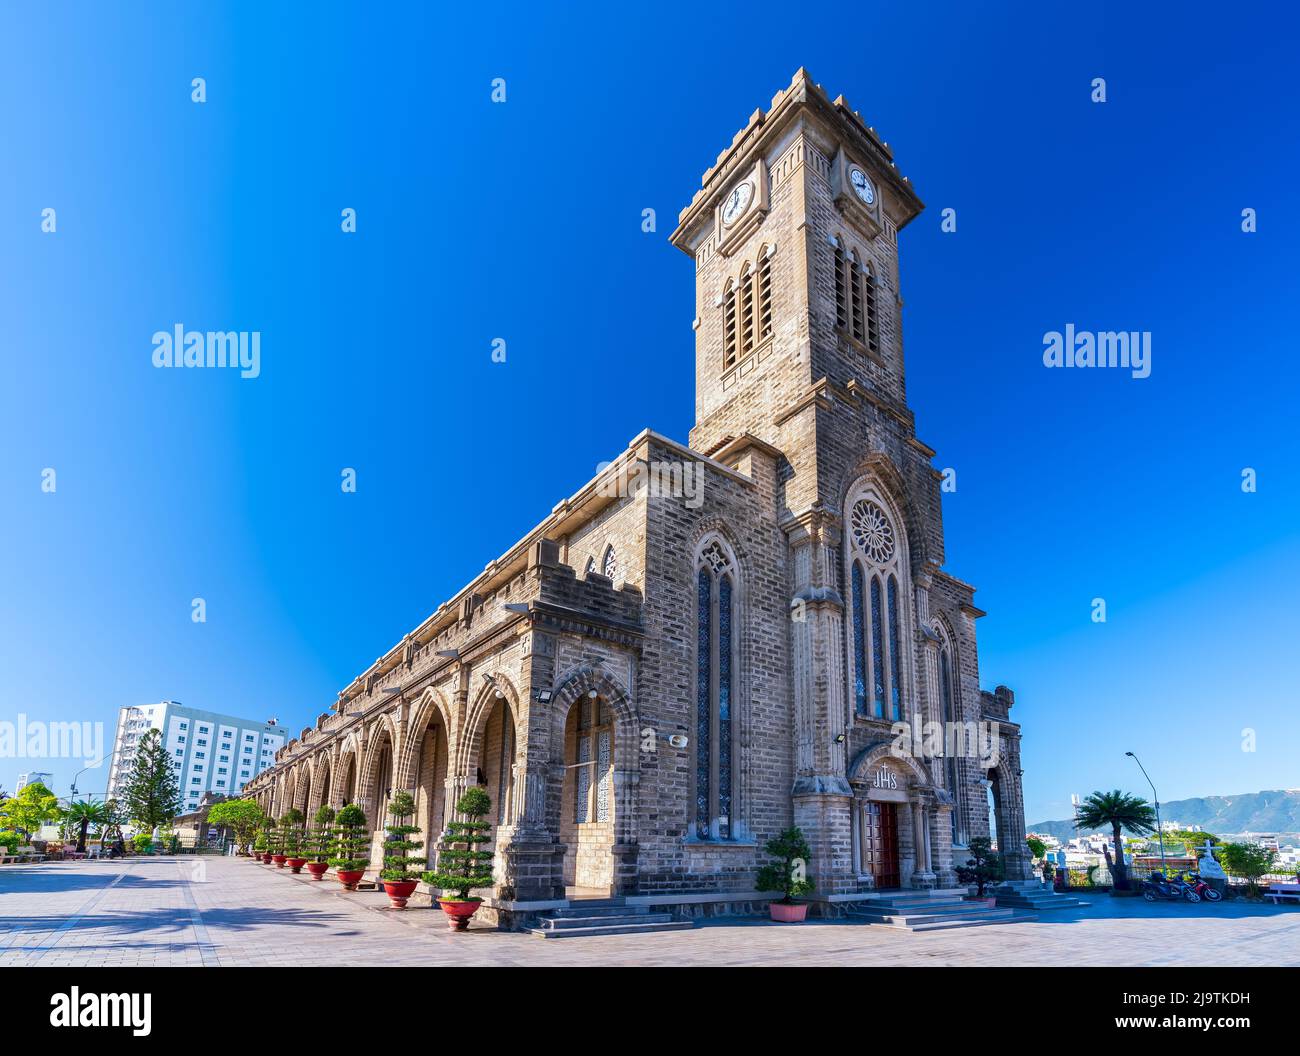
[64,799,109,854]
[1074,790,1156,891]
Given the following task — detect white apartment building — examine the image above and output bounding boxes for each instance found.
[106,701,285,813]
[15,771,54,793]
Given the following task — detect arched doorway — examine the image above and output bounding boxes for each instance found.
[398,693,451,848]
[850,751,938,890]
[338,750,358,808]
[559,692,616,895]
[472,694,518,879]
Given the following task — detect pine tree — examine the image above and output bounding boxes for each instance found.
[423,786,494,901]
[307,805,335,864]
[279,808,306,861]
[121,729,181,831]
[329,804,370,876]
[380,791,425,882]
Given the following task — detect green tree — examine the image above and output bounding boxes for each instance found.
[381,790,425,882]
[1219,842,1278,897]
[329,804,370,872]
[423,787,494,901]
[956,836,1005,897]
[306,805,336,864]
[279,808,306,857]
[1073,790,1156,891]
[1026,836,1046,861]
[64,799,108,854]
[121,729,181,831]
[755,827,816,904]
[0,781,61,840]
[207,799,263,855]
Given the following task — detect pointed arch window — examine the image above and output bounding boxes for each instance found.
[939,647,961,841]
[601,545,618,580]
[847,494,907,722]
[694,538,739,839]
[721,249,773,373]
[723,280,738,369]
[834,237,880,356]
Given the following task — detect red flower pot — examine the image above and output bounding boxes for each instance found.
[336,868,366,891]
[384,879,419,909]
[272,854,288,868]
[438,898,481,931]
[259,852,272,863]
[306,861,329,880]
[769,902,808,923]
[286,858,307,874]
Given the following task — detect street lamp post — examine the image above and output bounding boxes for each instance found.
[1125,751,1167,874]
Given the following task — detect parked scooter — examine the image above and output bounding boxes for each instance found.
[1141,870,1200,902]
[1179,871,1223,902]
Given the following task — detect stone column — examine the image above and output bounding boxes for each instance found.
[911,796,936,888]
[495,619,567,902]
[787,512,855,895]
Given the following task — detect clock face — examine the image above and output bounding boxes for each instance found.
[849,167,876,206]
[722,181,753,225]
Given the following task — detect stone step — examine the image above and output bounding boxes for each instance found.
[527,919,696,939]
[541,912,676,930]
[993,893,1090,910]
[853,906,1021,927]
[904,913,1038,933]
[550,903,643,919]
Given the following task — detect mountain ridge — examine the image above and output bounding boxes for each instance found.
[1028,788,1300,842]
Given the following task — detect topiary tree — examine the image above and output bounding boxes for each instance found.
[381,791,425,882]
[306,805,336,864]
[423,787,494,901]
[956,836,1005,897]
[755,827,816,904]
[329,804,370,874]
[279,809,306,858]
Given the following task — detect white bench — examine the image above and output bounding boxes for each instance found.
[1264,883,1300,904]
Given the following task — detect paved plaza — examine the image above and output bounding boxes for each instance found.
[1,856,1296,967]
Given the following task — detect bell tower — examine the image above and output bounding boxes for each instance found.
[672,70,937,893]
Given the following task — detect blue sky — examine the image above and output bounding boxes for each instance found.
[1,1,1296,823]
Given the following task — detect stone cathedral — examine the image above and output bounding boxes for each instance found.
[246,69,1032,922]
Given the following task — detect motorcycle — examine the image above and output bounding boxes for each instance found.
[1181,871,1223,902]
[1140,870,1200,903]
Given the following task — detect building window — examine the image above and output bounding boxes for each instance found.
[601,545,618,580]
[723,280,738,369]
[694,537,739,840]
[833,238,879,356]
[574,700,612,825]
[847,493,907,722]
[722,250,773,372]
[939,639,967,845]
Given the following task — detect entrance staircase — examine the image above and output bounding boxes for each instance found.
[847,889,1037,932]
[527,898,696,939]
[990,881,1090,912]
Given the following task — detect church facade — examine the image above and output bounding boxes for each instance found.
[244,69,1032,917]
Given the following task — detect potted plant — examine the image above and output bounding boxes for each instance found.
[253,829,269,862]
[281,809,308,873]
[329,804,370,890]
[956,836,1004,903]
[423,786,494,930]
[270,818,288,868]
[305,805,335,879]
[380,791,426,909]
[756,827,816,922]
